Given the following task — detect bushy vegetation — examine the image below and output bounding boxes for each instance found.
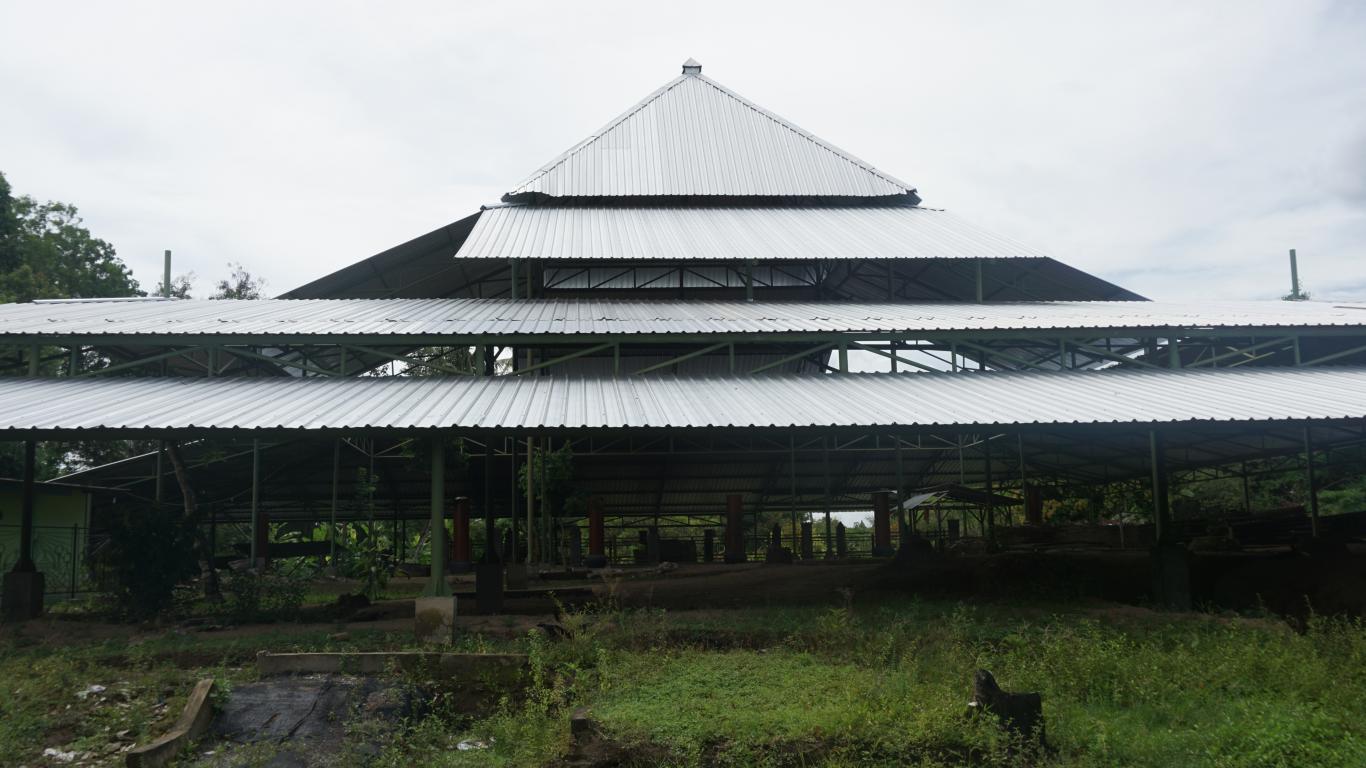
[367,599,1366,767]
[6,584,1365,767]
[90,503,200,620]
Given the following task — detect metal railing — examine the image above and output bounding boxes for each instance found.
[0,524,101,598]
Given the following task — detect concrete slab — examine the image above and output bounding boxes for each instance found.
[414,596,457,645]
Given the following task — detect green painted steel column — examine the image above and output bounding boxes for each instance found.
[823,437,832,558]
[13,440,37,572]
[1149,430,1170,544]
[249,438,261,565]
[895,436,907,537]
[789,434,798,545]
[329,439,340,566]
[424,437,451,596]
[984,436,995,543]
[1303,426,1320,538]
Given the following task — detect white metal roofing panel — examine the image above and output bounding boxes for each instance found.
[507,70,912,198]
[1,367,1363,432]
[2,299,1363,338]
[457,205,1046,262]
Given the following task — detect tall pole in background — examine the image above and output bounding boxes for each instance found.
[163,250,172,298]
[1288,248,1302,300]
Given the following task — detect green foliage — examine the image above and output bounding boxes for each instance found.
[6,592,1366,767]
[0,172,142,303]
[89,503,199,619]
[220,568,307,623]
[154,272,195,299]
[211,261,267,299]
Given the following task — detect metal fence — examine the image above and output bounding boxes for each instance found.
[0,524,101,598]
[600,527,889,565]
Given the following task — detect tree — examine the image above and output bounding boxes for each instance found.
[155,272,196,299]
[0,172,143,304]
[0,173,150,479]
[212,262,266,299]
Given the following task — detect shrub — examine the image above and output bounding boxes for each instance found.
[90,502,199,620]
[221,568,306,623]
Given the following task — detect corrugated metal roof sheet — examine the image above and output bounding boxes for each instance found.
[1,367,1363,432]
[457,204,1046,262]
[2,298,1362,338]
[505,69,913,199]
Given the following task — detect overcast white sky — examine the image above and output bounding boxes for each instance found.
[2,0,1363,301]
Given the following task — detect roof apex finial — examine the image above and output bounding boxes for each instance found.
[682,58,702,75]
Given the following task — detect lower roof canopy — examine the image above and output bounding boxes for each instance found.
[0,367,1363,434]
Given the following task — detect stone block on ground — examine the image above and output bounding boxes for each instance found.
[476,561,505,614]
[1151,543,1192,610]
[968,669,1045,747]
[414,596,457,645]
[1,570,44,622]
[765,545,793,564]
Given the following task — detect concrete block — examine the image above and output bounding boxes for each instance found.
[476,562,506,614]
[1151,543,1192,611]
[1,570,44,622]
[126,678,215,767]
[414,596,457,645]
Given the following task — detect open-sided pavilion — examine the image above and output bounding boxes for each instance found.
[3,60,1365,619]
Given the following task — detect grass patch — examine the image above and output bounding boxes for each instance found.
[4,596,1365,766]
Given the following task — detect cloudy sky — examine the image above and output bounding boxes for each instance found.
[2,0,1363,301]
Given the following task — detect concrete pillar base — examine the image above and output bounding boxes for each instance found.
[475,562,505,614]
[764,546,793,564]
[414,596,457,645]
[2,571,45,622]
[1151,543,1192,611]
[584,555,608,569]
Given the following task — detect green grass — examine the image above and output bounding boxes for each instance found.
[5,598,1365,767]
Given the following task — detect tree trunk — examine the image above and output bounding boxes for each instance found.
[166,442,222,602]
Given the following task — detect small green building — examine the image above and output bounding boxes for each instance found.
[0,480,114,596]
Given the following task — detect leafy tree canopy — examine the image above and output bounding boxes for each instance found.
[0,171,143,303]
[213,262,267,299]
